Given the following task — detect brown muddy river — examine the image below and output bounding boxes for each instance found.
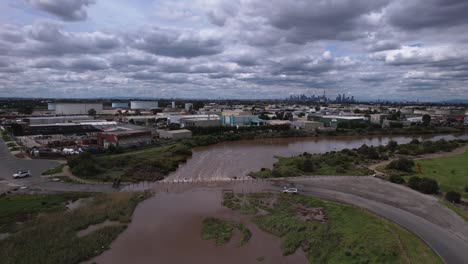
[165,133,468,181]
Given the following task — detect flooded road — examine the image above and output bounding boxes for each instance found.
[165,133,468,181]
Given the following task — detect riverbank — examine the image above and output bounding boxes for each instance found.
[88,189,441,264]
[0,192,149,264]
[249,138,466,179]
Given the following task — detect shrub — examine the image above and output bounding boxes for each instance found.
[418,178,439,194]
[389,175,405,184]
[465,186,468,193]
[386,157,415,173]
[408,176,439,194]
[445,191,461,203]
[408,177,421,190]
[387,140,398,152]
[302,158,315,172]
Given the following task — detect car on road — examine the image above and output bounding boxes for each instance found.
[13,170,32,178]
[282,187,298,194]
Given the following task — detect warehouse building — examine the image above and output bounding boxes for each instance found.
[158,129,192,139]
[54,103,103,115]
[181,118,222,128]
[97,130,152,148]
[291,121,323,131]
[130,101,159,110]
[112,102,129,108]
[309,115,367,128]
[222,115,266,127]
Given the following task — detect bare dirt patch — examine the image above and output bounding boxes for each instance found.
[294,204,327,223]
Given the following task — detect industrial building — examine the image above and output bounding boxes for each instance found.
[309,115,367,128]
[112,102,129,108]
[97,130,152,148]
[24,115,93,125]
[222,115,266,127]
[130,101,159,109]
[181,118,222,127]
[291,121,323,131]
[53,103,103,115]
[158,129,192,139]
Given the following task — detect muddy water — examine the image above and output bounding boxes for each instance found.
[90,189,307,264]
[165,134,468,181]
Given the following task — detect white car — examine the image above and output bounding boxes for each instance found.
[282,187,298,194]
[13,170,31,178]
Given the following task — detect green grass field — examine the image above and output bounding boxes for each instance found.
[223,193,441,264]
[0,192,148,264]
[406,149,468,198]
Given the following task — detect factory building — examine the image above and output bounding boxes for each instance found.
[181,118,222,128]
[112,102,129,108]
[54,103,103,115]
[222,115,266,127]
[291,121,323,131]
[158,129,192,139]
[24,115,93,125]
[309,115,367,128]
[130,101,159,110]
[97,130,152,149]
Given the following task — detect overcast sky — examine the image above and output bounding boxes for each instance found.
[0,0,467,101]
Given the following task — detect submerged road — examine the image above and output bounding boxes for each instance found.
[286,178,468,264]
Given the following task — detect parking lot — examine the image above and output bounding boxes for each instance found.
[0,139,60,190]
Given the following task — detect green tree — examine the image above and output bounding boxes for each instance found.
[17,105,33,115]
[422,114,431,126]
[387,140,398,152]
[386,157,415,172]
[302,158,315,172]
[88,108,97,116]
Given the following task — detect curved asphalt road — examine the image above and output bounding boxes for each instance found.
[288,182,468,264]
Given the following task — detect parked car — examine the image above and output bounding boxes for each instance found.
[13,170,32,178]
[282,187,298,194]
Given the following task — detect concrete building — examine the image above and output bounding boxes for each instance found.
[130,101,159,110]
[309,115,367,128]
[112,102,129,108]
[54,103,103,115]
[97,130,152,148]
[291,121,323,131]
[222,115,266,127]
[158,129,192,139]
[185,103,193,112]
[25,115,93,125]
[370,114,391,125]
[181,118,222,127]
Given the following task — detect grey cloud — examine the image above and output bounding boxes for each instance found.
[19,22,121,56]
[367,40,400,52]
[386,0,468,30]
[24,0,96,21]
[132,28,223,58]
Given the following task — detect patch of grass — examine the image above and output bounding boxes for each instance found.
[0,193,91,233]
[223,193,258,214]
[201,217,251,246]
[223,193,441,264]
[440,201,468,222]
[69,143,193,182]
[405,149,468,198]
[0,192,149,264]
[41,164,65,175]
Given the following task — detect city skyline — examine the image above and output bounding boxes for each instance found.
[1,0,468,100]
